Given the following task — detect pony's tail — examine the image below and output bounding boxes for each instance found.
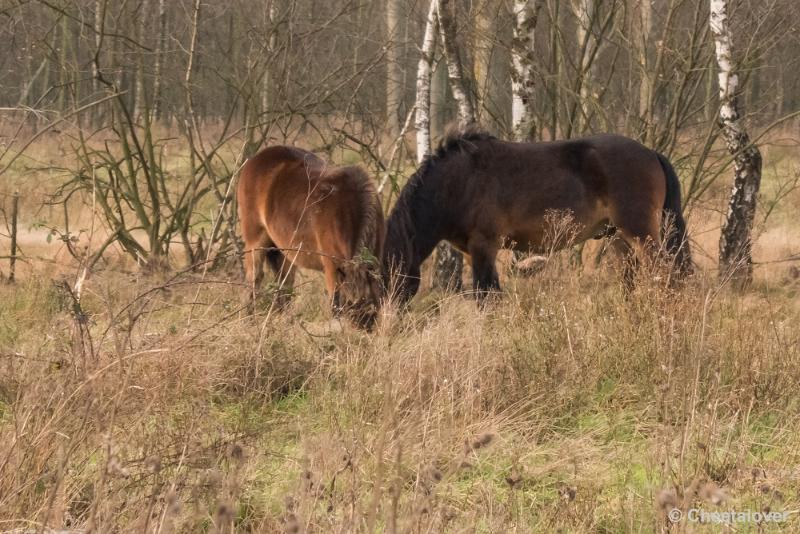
[656,152,692,276]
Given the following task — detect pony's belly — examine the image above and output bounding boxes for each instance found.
[290,252,325,271]
[272,238,325,271]
[288,251,322,271]
[505,216,610,253]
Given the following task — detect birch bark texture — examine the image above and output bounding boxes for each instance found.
[414,0,439,164]
[710,0,763,283]
[511,0,544,141]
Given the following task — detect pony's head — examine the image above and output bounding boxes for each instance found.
[336,253,383,330]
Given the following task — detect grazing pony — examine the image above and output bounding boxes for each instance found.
[383,127,692,303]
[237,146,384,328]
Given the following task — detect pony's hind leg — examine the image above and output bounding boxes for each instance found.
[608,236,637,292]
[609,214,661,291]
[468,237,501,301]
[265,248,296,309]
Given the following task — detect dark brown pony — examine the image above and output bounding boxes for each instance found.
[238,146,384,328]
[383,127,692,303]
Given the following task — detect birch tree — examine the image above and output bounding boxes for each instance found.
[437,0,476,125]
[711,0,763,283]
[414,0,439,162]
[511,0,544,141]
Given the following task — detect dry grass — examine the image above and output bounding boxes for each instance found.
[2,133,800,532]
[1,246,799,532]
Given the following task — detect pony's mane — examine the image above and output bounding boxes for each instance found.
[406,124,495,192]
[332,165,382,258]
[436,124,496,158]
[384,125,495,270]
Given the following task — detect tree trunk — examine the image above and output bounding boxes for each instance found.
[430,53,448,140]
[414,0,439,162]
[548,0,562,139]
[92,0,103,94]
[386,0,403,137]
[644,0,677,145]
[511,0,544,141]
[436,0,475,125]
[573,0,595,133]
[774,62,784,117]
[58,15,69,113]
[262,0,278,115]
[472,0,493,127]
[91,0,109,126]
[134,0,150,120]
[433,0,477,291]
[415,1,464,291]
[151,0,167,122]
[636,0,653,123]
[711,0,763,284]
[704,54,715,123]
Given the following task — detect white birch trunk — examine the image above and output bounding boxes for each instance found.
[511,0,544,141]
[415,0,439,163]
[437,0,476,125]
[711,0,763,283]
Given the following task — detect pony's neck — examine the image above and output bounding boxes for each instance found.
[383,181,443,300]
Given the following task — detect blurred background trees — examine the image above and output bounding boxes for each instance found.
[1,0,798,278]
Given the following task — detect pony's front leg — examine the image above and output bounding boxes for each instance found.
[265,248,295,310]
[321,257,343,317]
[468,238,500,302]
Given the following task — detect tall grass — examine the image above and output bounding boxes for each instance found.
[1,249,798,532]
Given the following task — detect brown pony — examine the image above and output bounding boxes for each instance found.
[237,146,384,328]
[383,127,692,303]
